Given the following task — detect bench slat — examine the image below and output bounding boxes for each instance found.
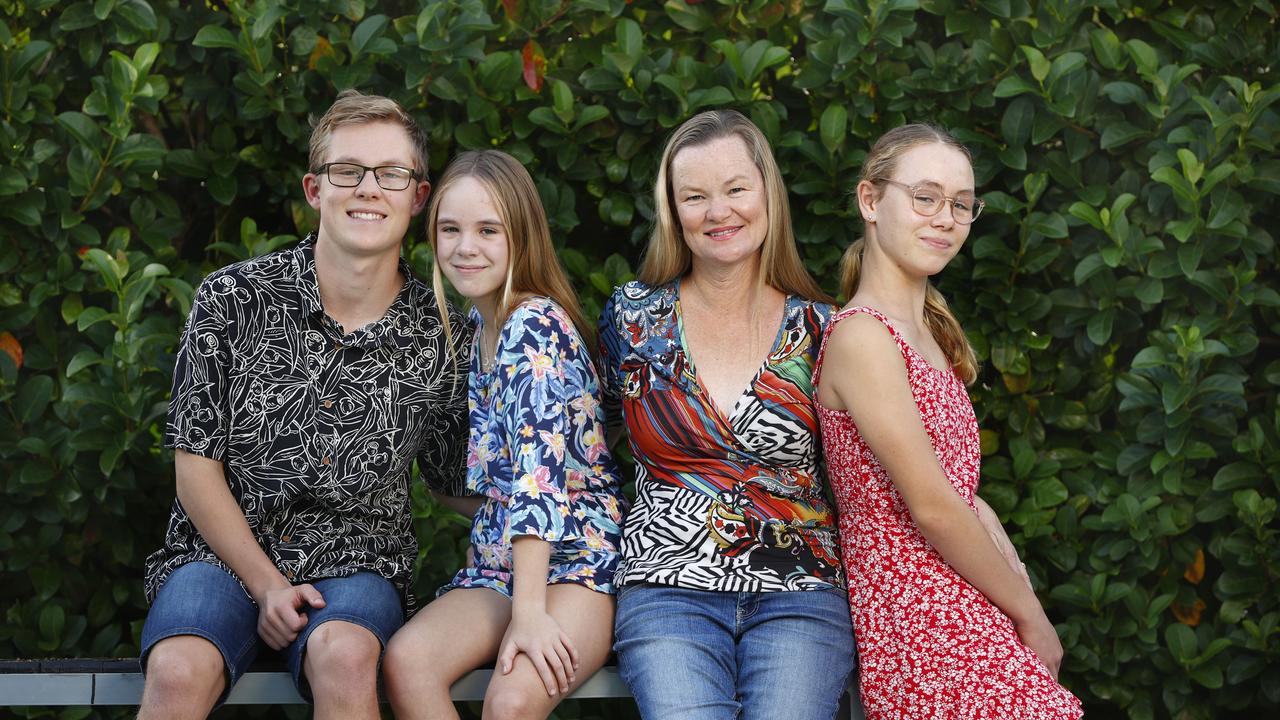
[0,673,94,705]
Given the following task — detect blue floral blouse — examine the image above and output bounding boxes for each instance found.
[439,297,626,597]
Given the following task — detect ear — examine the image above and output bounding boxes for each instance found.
[410,180,431,217]
[855,179,879,223]
[302,172,323,211]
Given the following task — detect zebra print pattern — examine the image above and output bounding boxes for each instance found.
[599,281,844,592]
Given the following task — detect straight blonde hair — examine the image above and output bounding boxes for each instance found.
[426,150,592,361]
[640,109,834,304]
[839,124,979,384]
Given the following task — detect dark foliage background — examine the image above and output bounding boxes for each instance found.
[1,0,1277,718]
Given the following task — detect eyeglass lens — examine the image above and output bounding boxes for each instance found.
[911,187,981,223]
[325,163,414,190]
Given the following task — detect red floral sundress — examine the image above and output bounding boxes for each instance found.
[814,306,1083,719]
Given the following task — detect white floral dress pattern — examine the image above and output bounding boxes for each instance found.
[815,306,1083,719]
[439,297,626,598]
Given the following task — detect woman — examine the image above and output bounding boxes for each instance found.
[813,124,1083,718]
[383,150,626,720]
[598,109,856,719]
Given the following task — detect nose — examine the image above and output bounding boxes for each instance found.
[706,195,731,222]
[354,169,383,197]
[453,231,480,256]
[931,201,957,229]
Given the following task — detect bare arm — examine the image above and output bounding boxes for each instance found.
[973,495,1032,589]
[496,537,579,696]
[430,491,483,518]
[175,449,323,649]
[820,316,1062,677]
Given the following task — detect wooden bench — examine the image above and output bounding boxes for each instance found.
[1,658,865,717]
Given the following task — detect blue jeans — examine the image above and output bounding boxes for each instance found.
[140,561,403,705]
[614,584,856,720]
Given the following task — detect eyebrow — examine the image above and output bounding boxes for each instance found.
[436,216,505,226]
[899,179,976,194]
[676,174,752,192]
[331,156,414,168]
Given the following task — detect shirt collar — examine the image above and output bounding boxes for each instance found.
[292,233,426,350]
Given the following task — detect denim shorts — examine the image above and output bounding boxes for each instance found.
[140,561,404,705]
[614,583,856,720]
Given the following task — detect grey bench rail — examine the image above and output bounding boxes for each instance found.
[1,659,865,718]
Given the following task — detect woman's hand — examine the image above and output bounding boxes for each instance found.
[1015,611,1065,680]
[497,607,580,696]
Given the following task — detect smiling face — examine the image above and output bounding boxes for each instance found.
[860,142,975,277]
[669,135,768,274]
[434,175,511,318]
[302,120,430,260]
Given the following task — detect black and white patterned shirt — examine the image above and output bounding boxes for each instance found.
[144,234,471,610]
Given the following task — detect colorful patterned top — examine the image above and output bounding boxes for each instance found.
[815,306,1082,719]
[598,280,843,592]
[439,297,626,598]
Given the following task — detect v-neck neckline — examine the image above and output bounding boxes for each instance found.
[673,280,791,425]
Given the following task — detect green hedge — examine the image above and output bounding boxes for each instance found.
[2,1,1277,717]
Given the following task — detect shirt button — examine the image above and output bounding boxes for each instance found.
[323,399,333,409]
[322,456,331,465]
[286,570,295,580]
[281,535,291,543]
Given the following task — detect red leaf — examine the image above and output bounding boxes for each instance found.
[522,40,546,93]
[0,332,22,370]
[502,0,519,20]
[77,246,89,257]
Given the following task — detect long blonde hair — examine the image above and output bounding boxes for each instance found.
[640,109,834,304]
[426,150,592,357]
[839,124,978,384]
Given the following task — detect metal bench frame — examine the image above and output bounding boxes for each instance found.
[1,659,864,717]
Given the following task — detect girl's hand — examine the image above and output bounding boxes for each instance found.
[497,608,580,696]
[1015,611,1065,680]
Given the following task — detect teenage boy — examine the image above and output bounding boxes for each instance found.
[137,90,470,720]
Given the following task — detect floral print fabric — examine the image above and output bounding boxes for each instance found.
[440,297,625,597]
[814,306,1083,719]
[598,280,844,592]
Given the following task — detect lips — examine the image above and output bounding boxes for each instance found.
[706,226,741,238]
[921,236,951,250]
[347,210,386,221]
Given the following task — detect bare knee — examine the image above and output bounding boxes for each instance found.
[484,683,554,720]
[304,621,380,692]
[383,626,459,706]
[141,637,224,712]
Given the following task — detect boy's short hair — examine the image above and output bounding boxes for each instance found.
[308,89,429,177]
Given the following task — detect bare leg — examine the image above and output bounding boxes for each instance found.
[305,620,382,720]
[482,585,616,720]
[136,635,225,720]
[383,588,512,720]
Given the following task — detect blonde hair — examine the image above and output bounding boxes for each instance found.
[639,109,834,304]
[839,123,978,384]
[426,150,593,359]
[308,89,429,176]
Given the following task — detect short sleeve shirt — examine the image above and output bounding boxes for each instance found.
[143,234,471,609]
[440,298,625,597]
[598,281,844,592]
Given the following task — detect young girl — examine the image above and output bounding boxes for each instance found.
[813,125,1083,719]
[383,150,625,720]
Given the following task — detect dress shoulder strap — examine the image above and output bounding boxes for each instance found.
[812,305,910,387]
